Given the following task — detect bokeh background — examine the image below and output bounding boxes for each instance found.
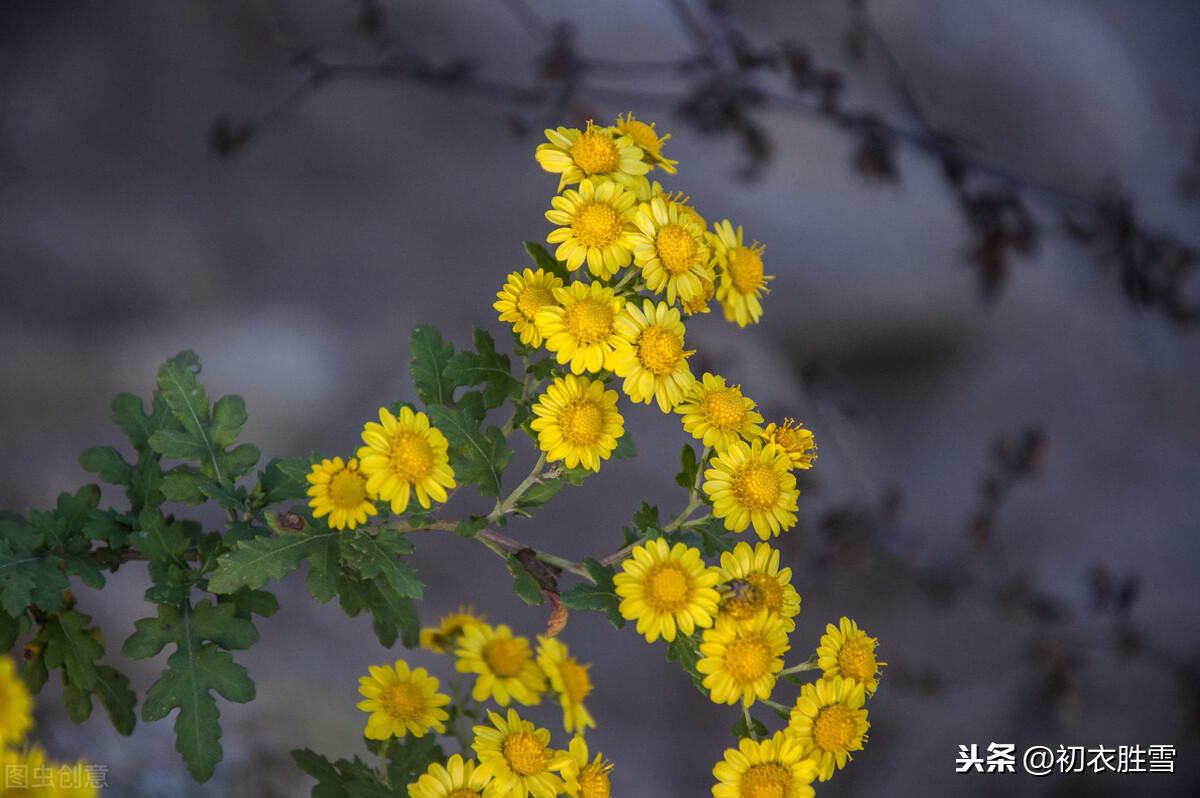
[2,1,1199,795]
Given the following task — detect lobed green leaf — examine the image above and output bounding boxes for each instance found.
[444,327,523,410]
[408,324,456,406]
[428,405,513,498]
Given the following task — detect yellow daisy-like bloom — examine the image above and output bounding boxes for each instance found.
[357,406,456,515]
[562,734,614,798]
[535,123,651,192]
[697,611,789,707]
[0,655,34,745]
[703,440,799,540]
[787,675,870,782]
[545,178,638,279]
[712,731,817,798]
[710,220,772,327]
[615,112,678,174]
[535,281,626,375]
[680,274,715,316]
[495,268,564,348]
[816,617,884,697]
[357,660,451,740]
[613,538,721,643]
[764,419,817,470]
[530,374,624,472]
[629,196,713,306]
[677,373,765,453]
[609,299,696,413]
[408,753,497,798]
[456,624,547,707]
[473,709,570,798]
[716,542,802,632]
[536,636,595,734]
[306,456,377,530]
[420,605,489,654]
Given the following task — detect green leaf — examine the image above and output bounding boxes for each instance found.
[0,520,68,616]
[0,610,24,651]
[385,734,445,789]
[559,558,625,629]
[348,529,424,600]
[444,327,522,410]
[666,632,706,693]
[523,240,570,283]
[505,553,545,606]
[83,508,132,548]
[613,430,637,459]
[730,712,769,740]
[632,502,660,534]
[161,468,210,505]
[111,391,167,451]
[40,609,104,691]
[123,600,258,782]
[408,324,456,406]
[515,480,564,510]
[258,457,310,505]
[676,443,700,489]
[455,516,488,538]
[93,664,138,735]
[208,531,336,594]
[305,533,341,604]
[210,394,247,449]
[291,749,353,798]
[79,445,132,485]
[428,405,513,498]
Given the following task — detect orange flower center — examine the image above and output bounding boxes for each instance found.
[558,658,594,704]
[502,731,547,776]
[569,128,621,175]
[724,633,773,684]
[740,762,793,798]
[747,573,785,616]
[655,224,699,274]
[813,704,859,754]
[837,638,877,685]
[637,325,685,375]
[517,284,557,321]
[565,298,614,345]
[701,388,747,429]
[380,680,425,723]
[328,468,368,509]
[642,561,692,613]
[483,638,526,678]
[572,201,624,248]
[388,432,435,482]
[558,399,604,448]
[727,245,765,294]
[732,462,781,513]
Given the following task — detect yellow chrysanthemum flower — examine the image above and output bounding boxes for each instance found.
[545,178,638,279]
[306,456,377,530]
[561,734,614,798]
[676,373,765,453]
[609,299,696,413]
[473,709,570,798]
[407,753,497,798]
[628,196,713,306]
[530,375,625,472]
[613,538,721,643]
[816,617,884,697]
[357,406,456,515]
[0,655,34,746]
[697,611,789,707]
[787,675,870,782]
[680,274,715,316]
[420,605,489,654]
[495,268,565,348]
[764,419,817,470]
[535,123,651,192]
[703,440,799,540]
[712,731,817,798]
[535,282,626,375]
[615,112,678,174]
[356,659,451,740]
[709,220,772,327]
[715,541,802,632]
[456,624,546,707]
[536,636,595,734]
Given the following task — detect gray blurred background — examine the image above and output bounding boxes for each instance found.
[2,0,1199,795]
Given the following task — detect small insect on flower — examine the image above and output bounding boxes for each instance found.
[717,578,764,615]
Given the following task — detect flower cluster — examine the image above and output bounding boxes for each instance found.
[500,115,815,543]
[306,405,457,529]
[357,609,611,797]
[0,655,101,797]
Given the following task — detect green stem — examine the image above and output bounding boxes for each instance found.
[742,704,761,741]
[778,655,819,677]
[760,697,791,716]
[489,451,548,522]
